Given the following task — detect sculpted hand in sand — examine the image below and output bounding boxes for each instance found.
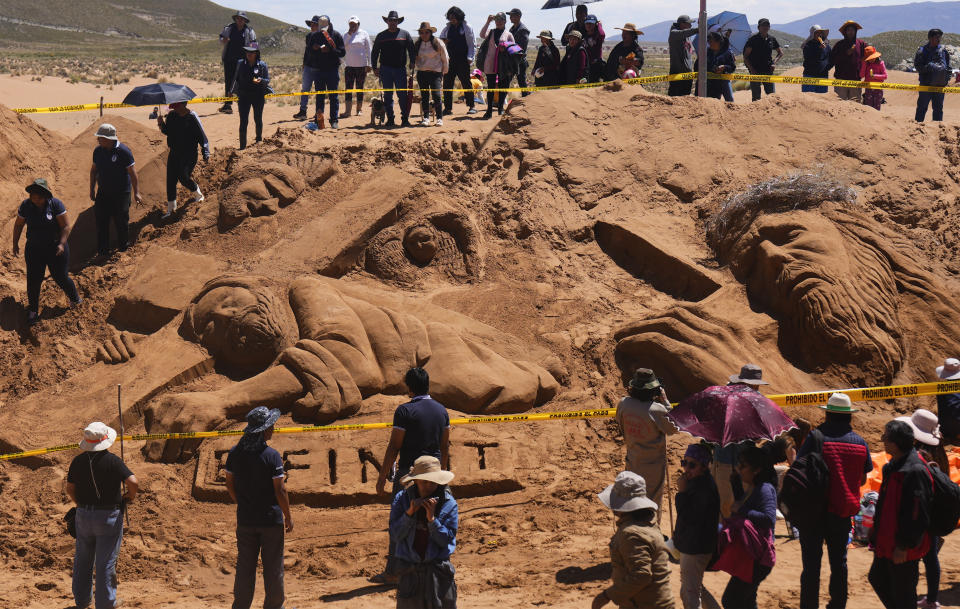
[107,275,560,462]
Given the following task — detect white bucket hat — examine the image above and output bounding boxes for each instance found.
[599,471,658,512]
[896,409,941,446]
[400,455,455,487]
[95,123,118,141]
[936,357,960,380]
[80,422,117,452]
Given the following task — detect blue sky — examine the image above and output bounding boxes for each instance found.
[213,0,917,38]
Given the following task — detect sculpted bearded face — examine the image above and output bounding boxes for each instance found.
[183,279,294,373]
[719,209,904,381]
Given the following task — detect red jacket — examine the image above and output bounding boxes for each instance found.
[872,449,932,561]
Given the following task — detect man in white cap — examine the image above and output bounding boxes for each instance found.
[65,422,138,609]
[796,392,873,609]
[90,123,142,257]
[594,471,674,609]
[936,357,960,443]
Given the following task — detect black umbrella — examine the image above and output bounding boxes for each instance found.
[122,83,197,106]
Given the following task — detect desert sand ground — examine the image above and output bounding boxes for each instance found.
[0,70,959,609]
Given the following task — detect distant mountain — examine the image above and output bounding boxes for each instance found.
[773,1,960,37]
[632,19,675,43]
[0,0,293,46]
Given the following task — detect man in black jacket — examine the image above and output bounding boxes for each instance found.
[372,10,416,127]
[218,11,256,114]
[304,16,346,129]
[293,15,322,120]
[868,419,933,609]
[508,8,531,96]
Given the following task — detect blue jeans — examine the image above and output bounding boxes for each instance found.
[300,67,340,118]
[916,91,945,121]
[73,507,123,609]
[800,513,851,608]
[380,65,409,120]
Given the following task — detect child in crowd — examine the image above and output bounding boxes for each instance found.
[861,45,887,111]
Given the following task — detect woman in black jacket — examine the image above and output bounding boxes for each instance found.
[559,30,588,85]
[604,24,645,80]
[231,42,272,149]
[696,32,736,101]
[673,443,721,609]
[801,25,832,93]
[532,30,561,86]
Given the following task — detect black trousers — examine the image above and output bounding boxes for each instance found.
[166,149,198,201]
[94,191,130,254]
[443,56,474,112]
[515,59,530,95]
[344,66,367,104]
[668,78,693,96]
[237,94,264,149]
[233,525,285,609]
[722,562,772,609]
[869,556,920,609]
[25,242,79,312]
[223,58,240,101]
[800,513,851,609]
[417,71,443,119]
[486,74,506,112]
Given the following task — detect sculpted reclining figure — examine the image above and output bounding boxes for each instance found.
[100,274,560,462]
[615,175,960,393]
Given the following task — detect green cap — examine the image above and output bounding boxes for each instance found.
[629,368,661,391]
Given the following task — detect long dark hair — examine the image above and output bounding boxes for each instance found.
[415,33,441,54]
[446,6,465,23]
[738,444,779,486]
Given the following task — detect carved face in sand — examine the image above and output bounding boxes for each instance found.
[184,280,293,372]
[403,225,439,265]
[722,209,903,377]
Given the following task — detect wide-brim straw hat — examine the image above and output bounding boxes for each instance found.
[599,471,658,512]
[896,409,941,446]
[864,45,881,61]
[80,422,117,452]
[616,23,644,35]
[820,392,858,413]
[936,358,960,380]
[400,455,455,487]
[729,363,769,386]
[418,21,437,33]
[839,20,862,32]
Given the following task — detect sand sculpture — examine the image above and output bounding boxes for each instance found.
[217,162,309,228]
[363,210,484,284]
[96,274,560,462]
[615,175,960,395]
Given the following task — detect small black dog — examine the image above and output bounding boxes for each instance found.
[370,96,386,126]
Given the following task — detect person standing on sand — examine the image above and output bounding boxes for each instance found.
[915,28,952,122]
[935,357,960,444]
[373,367,451,584]
[293,15,321,121]
[225,406,293,609]
[372,10,417,128]
[796,393,873,609]
[414,22,449,127]
[830,20,866,102]
[673,444,720,609]
[559,30,589,85]
[593,471,675,609]
[861,46,887,111]
[615,368,676,516]
[232,42,272,150]
[342,16,373,118]
[713,364,768,517]
[532,30,562,86]
[219,11,257,115]
[562,4,589,40]
[742,18,782,102]
[90,123,142,257]
[868,419,932,609]
[477,12,516,119]
[66,421,138,609]
[507,9,532,96]
[157,101,209,218]
[801,25,832,93]
[12,178,82,326]
[668,15,699,96]
[389,456,458,609]
[439,7,477,116]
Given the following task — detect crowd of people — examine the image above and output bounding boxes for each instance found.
[64,358,960,609]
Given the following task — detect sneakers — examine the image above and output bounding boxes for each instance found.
[218,104,233,114]
[292,110,307,120]
[163,200,177,218]
[466,108,478,115]
[918,597,941,609]
[330,120,339,129]
[70,297,83,308]
[435,118,443,127]
[421,117,431,127]
[26,311,39,326]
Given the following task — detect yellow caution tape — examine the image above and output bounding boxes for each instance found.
[2,381,958,462]
[12,71,960,115]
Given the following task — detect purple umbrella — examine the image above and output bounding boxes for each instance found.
[667,385,796,447]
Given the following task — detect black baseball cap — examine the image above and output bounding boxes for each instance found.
[758,18,771,27]
[508,8,522,17]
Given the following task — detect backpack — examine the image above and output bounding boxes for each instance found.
[778,429,830,531]
[927,464,960,537]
